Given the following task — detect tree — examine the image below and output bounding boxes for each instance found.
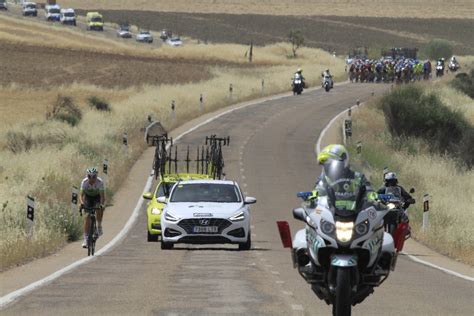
[422,39,453,60]
[289,29,304,57]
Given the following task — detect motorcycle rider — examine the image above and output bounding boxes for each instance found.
[309,144,378,204]
[80,167,105,248]
[293,68,306,88]
[377,172,415,208]
[321,68,333,88]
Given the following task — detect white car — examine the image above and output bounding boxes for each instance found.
[22,2,37,16]
[0,0,7,10]
[117,25,132,38]
[45,4,61,21]
[136,30,153,43]
[60,8,76,26]
[160,180,256,250]
[166,37,183,47]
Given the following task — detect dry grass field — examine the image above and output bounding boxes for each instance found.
[96,10,474,55]
[62,0,474,19]
[348,82,474,265]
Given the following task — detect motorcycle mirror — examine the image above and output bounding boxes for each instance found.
[296,191,312,201]
[293,207,306,222]
[409,188,415,194]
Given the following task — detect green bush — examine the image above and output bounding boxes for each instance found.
[450,70,474,99]
[382,85,474,167]
[46,95,82,127]
[422,39,453,60]
[88,96,111,111]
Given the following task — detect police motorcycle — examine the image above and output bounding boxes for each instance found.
[277,170,411,316]
[292,73,304,95]
[322,75,333,92]
[436,59,445,77]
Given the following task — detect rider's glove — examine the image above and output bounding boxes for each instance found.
[99,204,105,210]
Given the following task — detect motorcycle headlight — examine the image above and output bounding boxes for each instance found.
[229,211,245,222]
[320,219,335,235]
[164,211,180,222]
[355,220,369,236]
[387,203,396,210]
[151,208,161,215]
[335,221,354,242]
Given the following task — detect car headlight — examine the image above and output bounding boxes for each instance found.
[355,220,369,236]
[151,208,161,215]
[320,219,335,235]
[229,211,245,222]
[164,211,180,222]
[335,221,354,243]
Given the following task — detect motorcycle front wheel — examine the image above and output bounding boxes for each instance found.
[334,268,352,316]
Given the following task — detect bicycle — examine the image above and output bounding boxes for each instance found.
[80,205,101,256]
[205,135,229,179]
[151,135,172,179]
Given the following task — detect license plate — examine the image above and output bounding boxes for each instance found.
[193,226,218,233]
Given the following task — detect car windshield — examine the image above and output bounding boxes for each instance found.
[26,4,36,9]
[140,32,150,35]
[64,12,75,17]
[156,182,174,198]
[120,26,130,31]
[50,9,60,13]
[91,17,102,22]
[170,183,241,203]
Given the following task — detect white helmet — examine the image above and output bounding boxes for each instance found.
[384,172,398,185]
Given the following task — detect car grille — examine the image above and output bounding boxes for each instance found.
[177,218,232,234]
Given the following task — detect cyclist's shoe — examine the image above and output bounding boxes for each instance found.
[97,226,103,236]
[82,239,87,248]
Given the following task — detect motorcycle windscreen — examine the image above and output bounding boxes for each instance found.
[323,161,364,216]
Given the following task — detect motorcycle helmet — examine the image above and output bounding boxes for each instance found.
[297,68,302,74]
[317,144,349,168]
[384,172,398,186]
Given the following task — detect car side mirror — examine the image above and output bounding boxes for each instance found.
[142,192,153,200]
[409,188,415,194]
[244,197,257,204]
[157,196,167,204]
[293,207,306,222]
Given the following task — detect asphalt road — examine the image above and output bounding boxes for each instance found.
[2,84,473,315]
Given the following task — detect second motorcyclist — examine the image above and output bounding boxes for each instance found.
[321,68,334,88]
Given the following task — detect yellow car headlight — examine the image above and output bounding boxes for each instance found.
[335,221,354,243]
[151,208,161,215]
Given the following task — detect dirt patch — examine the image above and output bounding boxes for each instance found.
[97,10,474,55]
[0,41,222,88]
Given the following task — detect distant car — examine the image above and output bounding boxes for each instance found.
[60,8,76,26]
[136,30,153,43]
[117,25,132,38]
[0,0,7,11]
[160,180,256,250]
[166,37,183,47]
[22,2,37,16]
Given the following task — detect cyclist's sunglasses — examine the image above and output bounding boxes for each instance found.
[88,175,97,179]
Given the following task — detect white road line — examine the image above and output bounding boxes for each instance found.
[315,92,474,283]
[275,280,285,284]
[271,271,280,275]
[291,304,304,311]
[282,291,293,296]
[0,87,302,309]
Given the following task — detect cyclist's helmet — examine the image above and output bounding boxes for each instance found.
[86,167,98,177]
[317,144,349,168]
[384,172,398,186]
[297,68,302,73]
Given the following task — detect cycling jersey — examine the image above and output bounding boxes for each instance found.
[80,177,105,197]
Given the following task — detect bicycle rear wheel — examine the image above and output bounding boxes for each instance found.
[88,219,96,256]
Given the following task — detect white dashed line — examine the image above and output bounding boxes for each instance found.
[243,183,247,187]
[275,280,285,284]
[271,271,280,275]
[282,291,294,296]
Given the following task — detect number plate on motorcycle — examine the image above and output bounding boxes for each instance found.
[193,226,218,233]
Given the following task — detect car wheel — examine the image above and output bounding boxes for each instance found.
[147,231,159,242]
[238,233,251,251]
[161,240,174,250]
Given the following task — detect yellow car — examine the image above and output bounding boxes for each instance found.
[143,173,210,242]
